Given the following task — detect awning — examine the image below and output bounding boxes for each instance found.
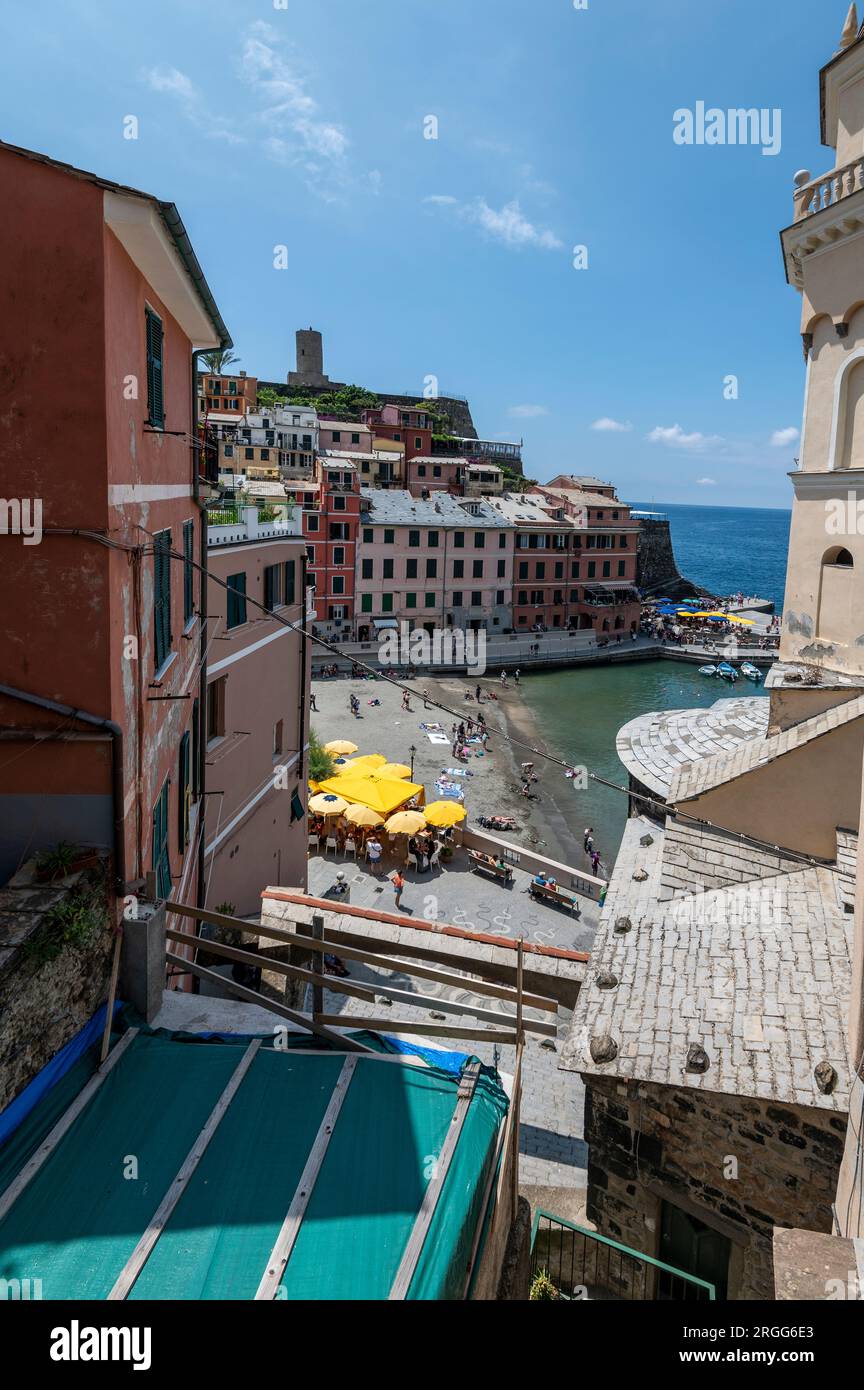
[316,774,425,815]
[372,619,398,631]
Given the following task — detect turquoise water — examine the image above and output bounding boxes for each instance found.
[633,502,792,613]
[522,661,769,869]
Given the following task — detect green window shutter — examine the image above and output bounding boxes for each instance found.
[154,529,172,669]
[406,593,417,609]
[361,594,372,613]
[227,572,247,628]
[191,697,200,800]
[264,564,282,611]
[145,308,164,429]
[382,594,393,613]
[283,560,296,606]
[183,520,194,624]
[152,779,171,898]
[178,732,190,850]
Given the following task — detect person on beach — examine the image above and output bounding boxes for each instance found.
[584,827,594,853]
[514,669,520,686]
[500,671,508,687]
[310,691,318,711]
[422,689,431,710]
[366,837,383,876]
[475,684,482,702]
[590,849,601,876]
[391,870,405,909]
[401,690,412,712]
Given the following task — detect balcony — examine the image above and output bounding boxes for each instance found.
[206,501,303,546]
[793,156,864,223]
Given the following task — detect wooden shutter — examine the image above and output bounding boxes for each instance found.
[284,560,296,606]
[178,732,190,850]
[183,521,194,624]
[154,529,172,668]
[145,308,164,429]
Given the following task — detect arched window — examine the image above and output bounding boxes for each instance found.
[817,546,855,645]
[823,546,854,567]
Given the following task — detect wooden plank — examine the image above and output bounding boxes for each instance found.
[254,1055,358,1300]
[99,928,124,1064]
[164,953,374,1054]
[0,1029,139,1227]
[316,1015,517,1043]
[164,930,557,1037]
[388,1062,481,1299]
[166,899,557,1011]
[311,913,324,1021]
[107,1040,261,1300]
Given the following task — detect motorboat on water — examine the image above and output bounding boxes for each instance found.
[740,662,762,683]
[717,662,739,682]
[698,665,718,677]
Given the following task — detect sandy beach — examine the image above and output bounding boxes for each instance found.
[310,670,594,874]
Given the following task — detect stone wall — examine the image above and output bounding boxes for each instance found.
[258,379,478,441]
[583,1073,847,1300]
[636,518,705,600]
[0,859,116,1110]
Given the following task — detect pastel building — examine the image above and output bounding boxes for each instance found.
[353,490,514,643]
[317,419,372,454]
[197,370,257,423]
[361,403,434,462]
[303,457,362,641]
[532,483,641,634]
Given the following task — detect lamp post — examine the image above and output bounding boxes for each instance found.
[409,744,417,779]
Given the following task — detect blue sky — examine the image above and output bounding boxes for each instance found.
[1,0,848,507]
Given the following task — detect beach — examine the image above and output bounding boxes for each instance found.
[310,671,598,875]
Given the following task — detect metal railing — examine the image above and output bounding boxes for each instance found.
[531,1210,716,1301]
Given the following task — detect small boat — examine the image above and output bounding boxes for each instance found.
[717,662,739,682]
[740,662,762,683]
[698,665,718,677]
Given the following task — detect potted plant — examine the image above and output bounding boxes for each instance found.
[35,842,101,882]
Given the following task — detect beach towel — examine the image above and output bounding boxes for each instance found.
[443,768,473,779]
[435,779,465,802]
[425,730,450,745]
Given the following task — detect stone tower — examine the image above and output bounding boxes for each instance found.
[775,4,864,722]
[288,327,331,388]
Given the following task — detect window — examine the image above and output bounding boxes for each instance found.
[245,447,254,460]
[264,564,282,611]
[384,529,395,544]
[472,559,483,578]
[351,433,360,445]
[474,533,485,548]
[433,466,442,478]
[260,448,270,461]
[227,572,247,628]
[587,561,596,578]
[452,591,463,607]
[406,558,418,579]
[152,778,171,897]
[362,558,373,579]
[183,520,194,625]
[555,562,564,579]
[191,697,200,801]
[415,437,422,449]
[406,592,417,608]
[618,560,626,577]
[145,307,164,429]
[426,558,438,578]
[207,676,226,745]
[332,575,344,595]
[518,590,528,604]
[518,561,528,580]
[571,562,580,578]
[417,464,427,477]
[409,530,421,547]
[453,559,464,579]
[273,720,284,757]
[332,495,346,511]
[178,732,190,851]
[362,593,373,613]
[332,546,344,567]
[454,531,465,548]
[329,522,349,541]
[602,561,611,578]
[428,531,439,547]
[382,594,393,613]
[471,591,482,606]
[536,562,546,580]
[154,528,172,670]
[224,444,234,458]
[363,527,373,543]
[284,560,296,605]
[332,431,342,442]
[383,558,394,579]
[497,559,506,578]
[496,590,505,605]
[425,593,435,608]
[499,534,506,549]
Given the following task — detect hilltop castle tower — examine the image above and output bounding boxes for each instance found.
[288,327,331,388]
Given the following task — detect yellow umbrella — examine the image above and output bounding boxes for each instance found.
[385,810,428,835]
[309,792,349,815]
[423,801,467,828]
[373,763,412,780]
[324,740,359,756]
[344,804,385,828]
[690,611,753,624]
[335,753,387,776]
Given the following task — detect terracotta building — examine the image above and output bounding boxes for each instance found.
[0,141,229,938]
[302,456,362,643]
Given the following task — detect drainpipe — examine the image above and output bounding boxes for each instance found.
[0,682,126,895]
[298,549,308,783]
[191,349,209,919]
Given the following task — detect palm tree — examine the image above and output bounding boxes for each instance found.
[201,349,240,374]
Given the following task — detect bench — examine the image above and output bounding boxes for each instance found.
[529,880,580,915]
[468,850,513,883]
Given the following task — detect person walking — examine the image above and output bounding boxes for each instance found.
[475,684,482,703]
[422,689,431,710]
[590,849,601,876]
[514,669,521,687]
[310,691,318,711]
[584,827,594,854]
[367,837,383,877]
[392,869,405,909]
[500,670,508,688]
[401,690,412,712]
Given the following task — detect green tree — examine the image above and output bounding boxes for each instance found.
[257,386,287,409]
[309,728,336,782]
[202,349,240,374]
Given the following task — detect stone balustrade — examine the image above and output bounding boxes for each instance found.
[794,156,864,222]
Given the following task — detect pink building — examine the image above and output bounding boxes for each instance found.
[205,507,310,915]
[354,490,514,642]
[317,419,372,453]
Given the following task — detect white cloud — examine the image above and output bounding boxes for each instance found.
[142,65,243,144]
[696,477,717,486]
[591,417,633,433]
[647,424,723,451]
[466,198,562,251]
[771,426,800,447]
[508,404,548,419]
[423,194,459,205]
[239,22,349,182]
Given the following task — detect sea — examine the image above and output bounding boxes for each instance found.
[521,503,791,865]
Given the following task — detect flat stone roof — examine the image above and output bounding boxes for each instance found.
[561,816,853,1111]
[616,696,769,797]
[359,488,513,529]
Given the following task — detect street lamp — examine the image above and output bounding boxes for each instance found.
[409,744,417,779]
